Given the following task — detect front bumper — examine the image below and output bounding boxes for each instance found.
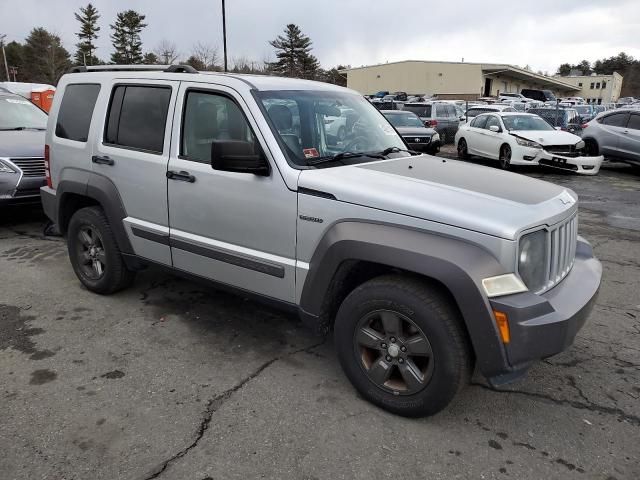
[1,174,46,205]
[510,145,604,174]
[487,238,601,385]
[537,151,604,175]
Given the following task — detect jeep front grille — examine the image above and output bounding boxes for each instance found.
[11,157,46,177]
[547,214,578,290]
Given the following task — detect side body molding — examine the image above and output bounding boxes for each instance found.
[299,221,511,378]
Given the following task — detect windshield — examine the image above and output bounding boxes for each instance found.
[384,112,424,128]
[466,108,494,118]
[501,115,554,131]
[0,96,48,130]
[257,90,406,167]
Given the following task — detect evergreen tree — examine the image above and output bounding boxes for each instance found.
[74,3,100,65]
[268,24,319,79]
[142,52,159,65]
[22,28,71,84]
[110,10,147,64]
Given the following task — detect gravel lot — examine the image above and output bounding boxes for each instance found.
[1,158,639,480]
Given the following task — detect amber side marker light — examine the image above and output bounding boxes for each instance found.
[493,310,511,344]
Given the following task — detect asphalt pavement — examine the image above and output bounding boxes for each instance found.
[1,160,639,480]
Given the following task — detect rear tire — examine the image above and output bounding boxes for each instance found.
[334,275,472,417]
[67,206,135,294]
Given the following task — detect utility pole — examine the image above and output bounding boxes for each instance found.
[0,34,10,82]
[222,0,228,72]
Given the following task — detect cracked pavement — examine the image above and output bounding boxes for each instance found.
[1,163,639,480]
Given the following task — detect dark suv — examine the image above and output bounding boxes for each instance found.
[0,90,48,205]
[402,102,459,143]
[528,107,583,134]
[521,89,557,103]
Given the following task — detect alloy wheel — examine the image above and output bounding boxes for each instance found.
[76,226,106,280]
[354,309,435,395]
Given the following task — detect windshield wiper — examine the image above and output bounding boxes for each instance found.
[307,151,385,166]
[377,146,421,156]
[0,127,46,131]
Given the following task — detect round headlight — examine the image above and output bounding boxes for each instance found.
[518,230,548,292]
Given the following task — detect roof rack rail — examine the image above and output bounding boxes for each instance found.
[68,64,198,74]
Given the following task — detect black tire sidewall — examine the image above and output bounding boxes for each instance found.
[67,207,129,294]
[500,145,511,169]
[334,280,468,417]
[458,139,468,158]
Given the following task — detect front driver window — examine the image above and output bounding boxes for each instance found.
[484,116,501,131]
[182,91,257,163]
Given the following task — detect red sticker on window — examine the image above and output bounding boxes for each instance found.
[303,148,319,159]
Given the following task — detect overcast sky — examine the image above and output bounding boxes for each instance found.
[2,0,640,73]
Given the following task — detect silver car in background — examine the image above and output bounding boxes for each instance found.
[581,108,640,166]
[0,90,47,206]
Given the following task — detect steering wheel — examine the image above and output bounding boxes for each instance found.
[343,136,369,152]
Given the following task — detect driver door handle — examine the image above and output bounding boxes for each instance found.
[166,170,196,183]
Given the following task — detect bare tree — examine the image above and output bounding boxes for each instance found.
[191,41,219,70]
[154,39,179,65]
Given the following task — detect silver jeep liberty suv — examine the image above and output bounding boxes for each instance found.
[41,65,602,417]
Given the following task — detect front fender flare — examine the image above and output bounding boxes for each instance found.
[300,221,511,377]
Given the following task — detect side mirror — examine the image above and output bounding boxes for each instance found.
[489,125,500,133]
[554,126,562,130]
[211,140,269,176]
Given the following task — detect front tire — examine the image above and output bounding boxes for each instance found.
[334,275,472,417]
[67,206,135,294]
[584,138,599,157]
[457,138,469,159]
[499,144,512,170]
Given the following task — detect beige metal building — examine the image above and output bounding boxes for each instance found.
[553,72,623,104]
[340,60,581,100]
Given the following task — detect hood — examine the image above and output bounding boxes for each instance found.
[510,129,580,146]
[396,126,437,136]
[0,130,46,158]
[298,156,577,240]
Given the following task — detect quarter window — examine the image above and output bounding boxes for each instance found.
[105,85,171,153]
[181,90,257,163]
[55,84,100,142]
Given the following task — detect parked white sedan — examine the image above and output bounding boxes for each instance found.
[454,112,604,175]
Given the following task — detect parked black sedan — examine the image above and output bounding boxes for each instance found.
[382,110,440,154]
[0,91,47,206]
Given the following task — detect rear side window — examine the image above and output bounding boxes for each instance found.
[403,104,432,118]
[600,113,629,127]
[55,84,100,142]
[105,85,171,153]
[627,114,640,130]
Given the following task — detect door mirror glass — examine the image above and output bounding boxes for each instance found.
[211,140,269,176]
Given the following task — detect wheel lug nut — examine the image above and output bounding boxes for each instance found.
[400,346,407,352]
[398,358,404,363]
[390,337,396,343]
[386,355,392,362]
[381,343,387,349]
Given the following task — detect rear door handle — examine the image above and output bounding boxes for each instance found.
[92,155,114,166]
[166,170,196,183]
